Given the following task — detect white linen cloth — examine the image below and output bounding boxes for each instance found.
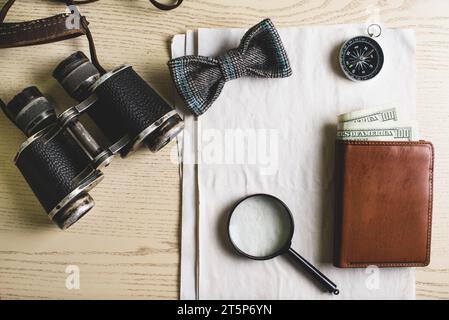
[173,24,416,300]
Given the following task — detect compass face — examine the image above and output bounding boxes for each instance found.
[339,36,384,81]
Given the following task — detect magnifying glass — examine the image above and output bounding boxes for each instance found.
[227,193,339,295]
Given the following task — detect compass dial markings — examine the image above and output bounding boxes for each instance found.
[339,36,384,81]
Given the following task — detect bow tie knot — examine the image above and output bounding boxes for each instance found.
[217,49,247,81]
[168,19,292,116]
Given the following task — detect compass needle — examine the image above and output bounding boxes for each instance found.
[365,49,374,58]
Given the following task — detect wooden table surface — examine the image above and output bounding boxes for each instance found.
[0,0,448,299]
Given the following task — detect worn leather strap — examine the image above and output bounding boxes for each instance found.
[0,13,89,48]
[0,0,181,72]
[0,0,96,48]
[0,0,96,23]
[0,0,182,48]
[0,0,105,73]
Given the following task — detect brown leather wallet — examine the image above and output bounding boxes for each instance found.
[334,140,434,268]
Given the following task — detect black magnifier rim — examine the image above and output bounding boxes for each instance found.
[227,193,295,261]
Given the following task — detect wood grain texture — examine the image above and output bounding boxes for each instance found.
[0,0,448,299]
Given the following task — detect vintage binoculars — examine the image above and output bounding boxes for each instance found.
[1,51,183,229]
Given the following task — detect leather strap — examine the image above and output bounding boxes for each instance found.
[0,0,98,23]
[0,0,98,48]
[0,0,182,72]
[0,0,105,73]
[0,0,182,21]
[0,0,182,48]
[0,13,89,48]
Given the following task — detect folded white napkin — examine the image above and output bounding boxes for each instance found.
[173,24,416,300]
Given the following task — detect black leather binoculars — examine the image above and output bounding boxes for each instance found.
[1,52,184,229]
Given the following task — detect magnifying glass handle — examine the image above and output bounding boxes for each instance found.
[287,248,339,295]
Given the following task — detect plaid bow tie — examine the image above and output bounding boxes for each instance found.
[168,19,292,116]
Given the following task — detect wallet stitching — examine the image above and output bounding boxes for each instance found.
[340,141,434,268]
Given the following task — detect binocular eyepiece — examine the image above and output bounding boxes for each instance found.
[1,51,184,229]
[2,86,57,137]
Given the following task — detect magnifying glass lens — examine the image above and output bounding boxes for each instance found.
[229,195,292,258]
[228,194,339,295]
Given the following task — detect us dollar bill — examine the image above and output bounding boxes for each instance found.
[337,107,399,124]
[336,121,419,141]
